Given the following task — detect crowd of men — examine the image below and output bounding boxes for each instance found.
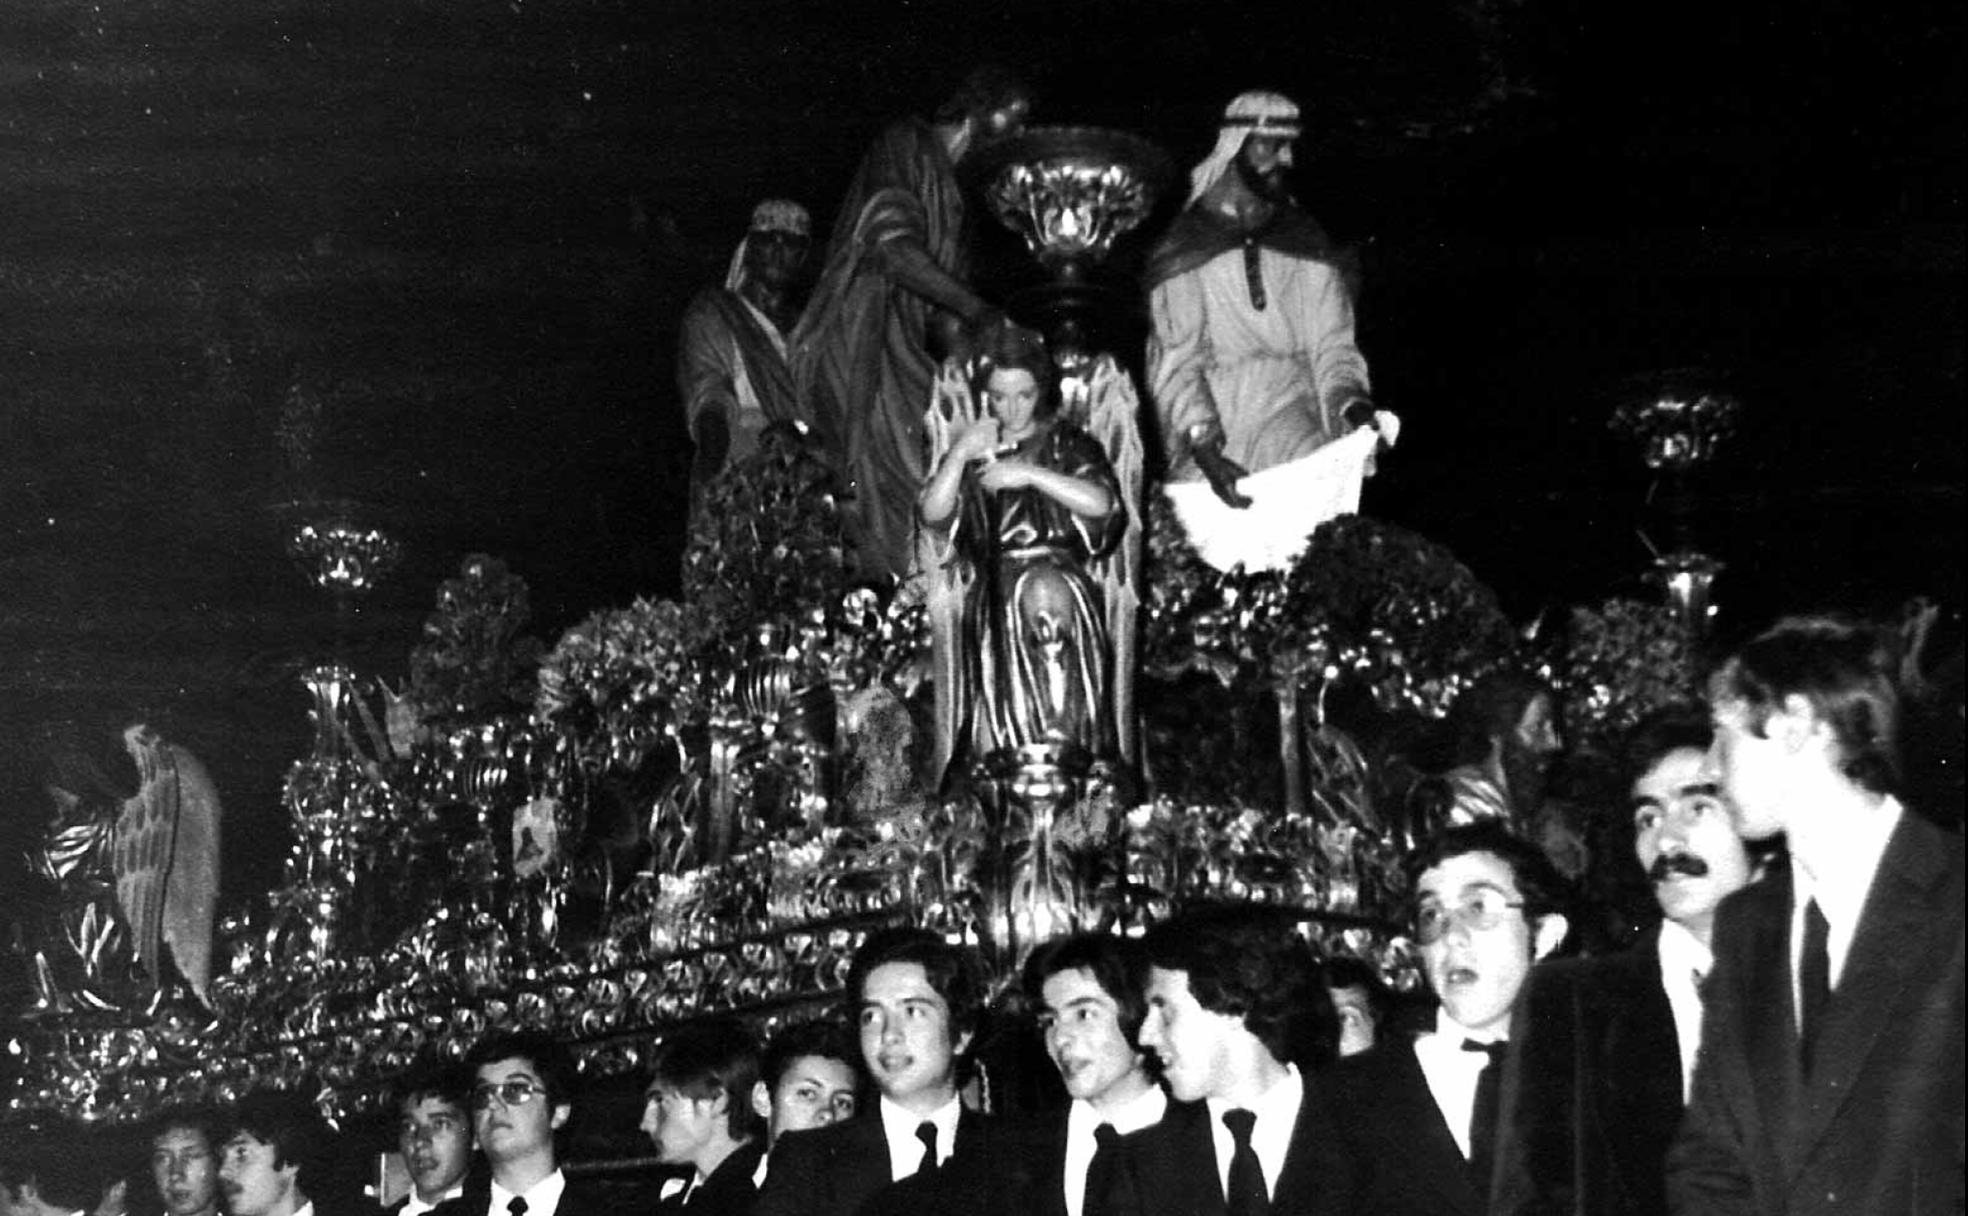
[5,615,1957,1215]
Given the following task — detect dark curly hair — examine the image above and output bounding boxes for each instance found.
[648,1017,765,1143]
[1023,932,1152,1049]
[846,926,988,1043]
[1404,819,1570,922]
[1142,905,1336,1069]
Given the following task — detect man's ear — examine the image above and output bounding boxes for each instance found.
[1531,913,1570,963]
[550,1102,572,1132]
[751,1079,774,1123]
[1775,694,1824,750]
[953,1027,976,1060]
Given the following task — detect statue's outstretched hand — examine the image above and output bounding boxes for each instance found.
[1194,444,1253,509]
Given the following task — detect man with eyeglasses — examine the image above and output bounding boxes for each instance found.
[146,1106,221,1216]
[388,1061,479,1215]
[1325,820,1570,1215]
[428,1031,607,1216]
[643,1018,765,1214]
[1493,703,1762,1216]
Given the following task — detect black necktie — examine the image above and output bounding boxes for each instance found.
[1799,898,1832,1068]
[1221,1108,1269,1216]
[508,1199,528,1216]
[915,1119,940,1177]
[1463,1039,1509,1194]
[1084,1122,1121,1216]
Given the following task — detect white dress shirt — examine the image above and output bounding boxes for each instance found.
[1413,1008,1498,1158]
[1656,917,1715,1103]
[1063,1085,1168,1216]
[490,1168,566,1216]
[1203,1064,1303,1202]
[1789,798,1902,1032]
[879,1094,963,1181]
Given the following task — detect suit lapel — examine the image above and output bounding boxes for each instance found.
[1734,864,1804,1177]
[1790,813,1950,1163]
[1599,936,1686,1203]
[1386,1039,1481,1213]
[1160,1101,1228,1216]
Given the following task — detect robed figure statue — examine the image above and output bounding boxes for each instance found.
[918,326,1133,786]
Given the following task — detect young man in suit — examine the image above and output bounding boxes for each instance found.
[1667,616,1965,1215]
[1108,904,1351,1216]
[390,1061,477,1215]
[748,1020,862,1189]
[1494,703,1760,1216]
[430,1030,608,1216]
[643,1018,767,1214]
[216,1090,342,1216]
[753,927,1004,1216]
[147,1106,222,1216]
[1325,820,1570,1216]
[1013,933,1167,1216]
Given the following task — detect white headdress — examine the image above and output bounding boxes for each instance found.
[725,198,813,291]
[1186,91,1303,205]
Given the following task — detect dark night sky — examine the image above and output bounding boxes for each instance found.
[0,0,1961,903]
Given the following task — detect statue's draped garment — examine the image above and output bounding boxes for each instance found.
[1145,205,1371,479]
[792,118,969,581]
[677,285,801,475]
[926,422,1124,762]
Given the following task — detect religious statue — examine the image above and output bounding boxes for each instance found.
[25,724,221,1015]
[678,199,812,507]
[791,66,1035,582]
[917,325,1130,785]
[1146,91,1401,572]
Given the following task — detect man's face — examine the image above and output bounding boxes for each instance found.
[640,1082,724,1168]
[744,229,808,287]
[1234,135,1295,202]
[1416,849,1545,1036]
[1704,697,1792,840]
[152,1126,220,1216]
[218,1131,298,1216]
[1632,747,1756,939]
[398,1095,472,1201]
[471,1056,569,1168]
[1138,966,1247,1103]
[754,1054,858,1144]
[1329,985,1377,1057]
[1039,966,1147,1105]
[858,961,970,1109]
[1513,694,1564,758]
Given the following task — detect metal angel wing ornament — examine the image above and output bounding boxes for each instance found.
[112,724,223,1007]
[1081,354,1145,765]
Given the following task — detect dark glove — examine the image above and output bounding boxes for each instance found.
[1194,443,1253,509]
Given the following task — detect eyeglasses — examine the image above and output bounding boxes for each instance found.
[470,1079,549,1111]
[1414,887,1527,944]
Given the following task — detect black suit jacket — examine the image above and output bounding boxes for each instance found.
[993,1105,1138,1216]
[656,1141,765,1216]
[1493,925,1687,1216]
[1323,1036,1485,1216]
[424,1174,612,1216]
[1108,1090,1357,1216]
[1666,810,1965,1216]
[752,1107,1007,1216]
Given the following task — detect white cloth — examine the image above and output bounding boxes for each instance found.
[1163,427,1377,572]
[1414,1009,1499,1159]
[490,1169,566,1216]
[1789,798,1904,1032]
[1203,1064,1303,1203]
[1657,917,1715,1103]
[752,1148,771,1190]
[879,1094,961,1180]
[1063,1086,1168,1216]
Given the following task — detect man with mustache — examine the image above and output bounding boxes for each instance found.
[1493,702,1761,1216]
[1145,90,1395,516]
[215,1091,337,1216]
[389,1062,477,1215]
